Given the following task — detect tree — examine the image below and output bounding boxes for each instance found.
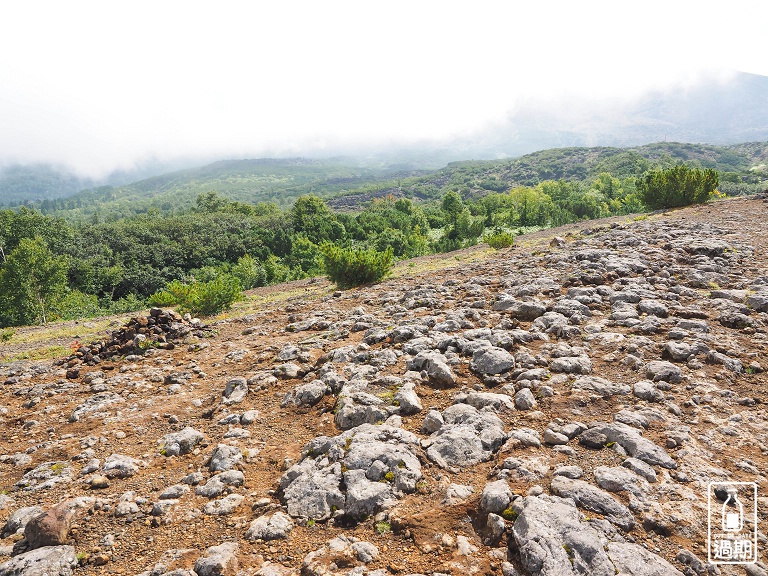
[637,165,719,209]
[0,237,68,326]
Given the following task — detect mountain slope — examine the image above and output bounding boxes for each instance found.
[1,196,767,574]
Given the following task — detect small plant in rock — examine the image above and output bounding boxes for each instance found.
[375,521,391,535]
[383,471,395,483]
[501,507,518,521]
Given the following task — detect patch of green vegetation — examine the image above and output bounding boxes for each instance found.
[383,472,395,483]
[484,231,515,249]
[2,344,69,363]
[501,507,518,521]
[375,521,391,535]
[306,518,316,528]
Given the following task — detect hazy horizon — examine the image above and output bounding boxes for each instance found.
[1,1,767,178]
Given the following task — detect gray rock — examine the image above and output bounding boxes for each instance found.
[486,512,506,545]
[501,456,551,482]
[588,422,676,469]
[542,428,569,445]
[492,297,547,321]
[182,472,204,485]
[645,360,683,383]
[394,381,422,415]
[550,476,635,531]
[343,470,393,519]
[245,512,294,541]
[578,428,607,449]
[747,290,768,312]
[606,542,684,575]
[68,392,123,422]
[444,483,475,504]
[193,542,239,576]
[614,409,650,430]
[470,347,516,375]
[621,458,657,483]
[279,424,421,520]
[553,465,583,479]
[14,462,73,491]
[407,350,455,386]
[159,484,190,500]
[101,454,140,478]
[550,355,592,374]
[507,428,542,448]
[480,480,513,514]
[553,298,592,318]
[663,341,693,362]
[240,410,260,425]
[426,405,506,471]
[420,409,444,434]
[571,376,629,397]
[638,300,669,318]
[464,392,514,412]
[511,494,615,576]
[2,506,43,538]
[333,392,389,430]
[514,388,536,411]
[254,563,297,576]
[593,466,647,497]
[0,545,77,576]
[350,541,379,563]
[195,471,245,498]
[281,380,328,408]
[633,380,664,402]
[160,427,205,457]
[208,445,242,472]
[151,499,178,516]
[222,377,248,405]
[202,494,244,516]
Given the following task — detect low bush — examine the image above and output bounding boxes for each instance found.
[320,243,393,289]
[485,231,515,249]
[636,164,719,209]
[148,275,243,316]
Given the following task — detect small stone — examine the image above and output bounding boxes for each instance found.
[89,475,110,489]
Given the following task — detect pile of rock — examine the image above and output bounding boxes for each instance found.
[63,308,210,366]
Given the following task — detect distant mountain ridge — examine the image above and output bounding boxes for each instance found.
[2,72,767,207]
[471,71,768,158]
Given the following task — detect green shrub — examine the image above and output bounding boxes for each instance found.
[50,290,102,321]
[148,275,243,316]
[320,243,393,289]
[231,254,267,289]
[485,231,515,249]
[636,164,719,209]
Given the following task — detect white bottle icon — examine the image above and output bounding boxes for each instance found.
[722,488,744,532]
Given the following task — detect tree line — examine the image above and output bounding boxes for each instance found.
[0,165,719,327]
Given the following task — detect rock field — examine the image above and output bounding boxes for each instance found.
[1,196,768,575]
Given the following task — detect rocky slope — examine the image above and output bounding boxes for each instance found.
[2,196,768,576]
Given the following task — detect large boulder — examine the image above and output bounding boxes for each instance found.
[0,545,78,576]
[425,404,507,472]
[279,424,422,521]
[550,476,635,531]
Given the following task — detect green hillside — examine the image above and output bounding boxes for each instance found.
[14,141,768,221]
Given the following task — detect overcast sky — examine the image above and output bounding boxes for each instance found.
[1,1,766,176]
